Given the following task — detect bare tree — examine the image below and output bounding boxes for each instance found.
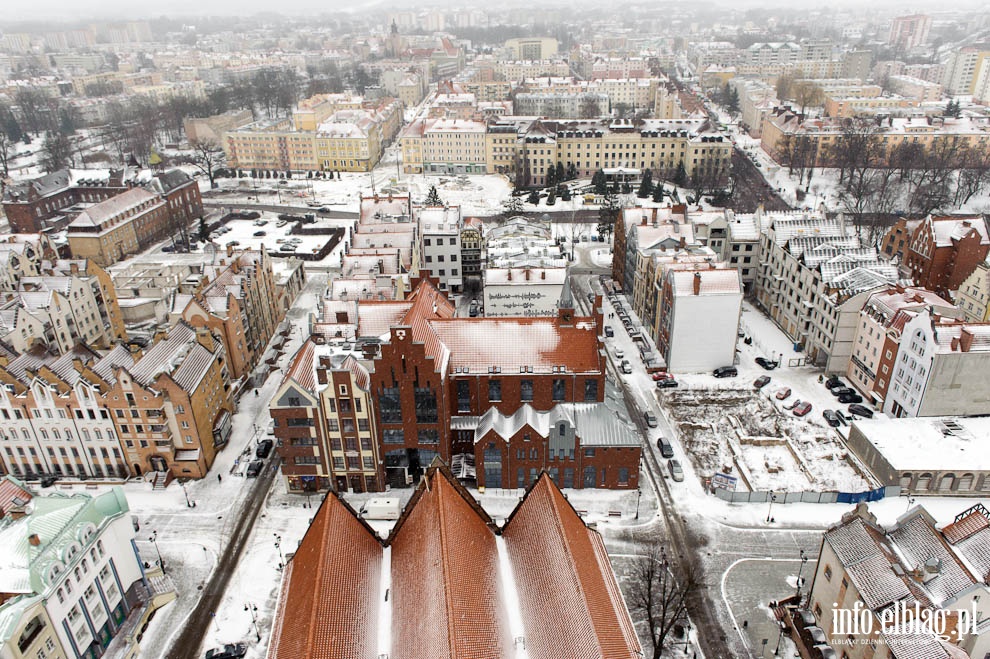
[42,132,73,173]
[792,81,824,114]
[629,545,701,659]
[580,96,601,119]
[0,129,11,183]
[189,138,225,189]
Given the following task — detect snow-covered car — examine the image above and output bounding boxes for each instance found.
[792,401,813,417]
[775,387,792,400]
[753,376,771,389]
[205,644,247,659]
[823,410,840,427]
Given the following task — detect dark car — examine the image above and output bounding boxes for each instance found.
[755,357,777,370]
[713,366,737,378]
[838,393,863,404]
[246,461,263,478]
[161,245,174,253]
[657,437,674,458]
[836,410,850,426]
[255,439,274,459]
[656,378,679,389]
[825,376,846,390]
[604,326,614,337]
[848,404,874,418]
[823,410,840,427]
[205,644,247,659]
[753,375,771,389]
[831,387,856,398]
[253,230,266,237]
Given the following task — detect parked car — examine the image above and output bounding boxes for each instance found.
[255,439,274,459]
[246,461,263,478]
[644,412,659,428]
[205,644,247,659]
[253,230,266,237]
[831,387,856,398]
[161,245,174,253]
[652,372,673,381]
[613,348,625,359]
[755,357,777,371]
[775,387,792,400]
[227,240,240,246]
[822,410,840,427]
[620,360,632,374]
[713,366,737,378]
[604,326,614,337]
[793,401,813,417]
[783,398,802,410]
[848,404,874,418]
[753,376,771,389]
[838,392,863,404]
[825,376,846,390]
[657,437,674,458]
[668,459,684,482]
[836,410,850,426]
[656,378,679,389]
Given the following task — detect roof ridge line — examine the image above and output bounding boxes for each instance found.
[436,474,459,659]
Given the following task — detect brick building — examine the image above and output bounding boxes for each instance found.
[272,275,632,493]
[2,168,202,238]
[903,215,990,299]
[266,465,642,659]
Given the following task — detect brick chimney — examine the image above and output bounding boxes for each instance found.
[28,533,41,547]
[959,328,974,352]
[525,268,531,281]
[507,270,512,281]
[693,272,702,296]
[195,328,216,352]
[541,271,546,280]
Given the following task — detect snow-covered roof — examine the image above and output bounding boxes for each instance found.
[851,416,990,471]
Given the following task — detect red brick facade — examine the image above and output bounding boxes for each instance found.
[905,216,989,298]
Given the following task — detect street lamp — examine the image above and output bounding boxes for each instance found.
[244,602,261,642]
[635,484,642,520]
[149,530,166,574]
[274,533,284,570]
[766,491,777,523]
[179,481,195,508]
[795,549,809,601]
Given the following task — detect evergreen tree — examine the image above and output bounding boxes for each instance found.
[673,161,687,187]
[727,87,740,114]
[566,162,577,181]
[592,169,607,195]
[561,186,572,202]
[652,183,663,203]
[199,217,210,242]
[527,189,540,205]
[637,169,653,198]
[503,195,524,217]
[597,190,621,241]
[425,185,443,206]
[546,163,557,189]
[546,189,556,206]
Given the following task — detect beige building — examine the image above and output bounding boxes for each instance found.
[504,37,559,60]
[956,258,990,322]
[65,188,172,266]
[183,109,253,143]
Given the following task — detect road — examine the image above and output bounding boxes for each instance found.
[569,271,821,658]
[201,199,359,219]
[163,456,282,659]
[728,148,792,213]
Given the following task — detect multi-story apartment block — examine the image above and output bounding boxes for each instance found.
[0,344,132,480]
[887,14,932,51]
[179,247,283,381]
[459,217,483,290]
[956,258,990,322]
[400,117,488,176]
[417,205,463,292]
[845,286,958,406]
[0,483,152,659]
[806,503,990,659]
[942,47,990,96]
[761,111,990,167]
[108,322,234,480]
[903,215,990,300]
[884,308,990,418]
[271,345,380,494]
[754,213,898,373]
[223,99,402,173]
[0,234,57,290]
[504,37,559,61]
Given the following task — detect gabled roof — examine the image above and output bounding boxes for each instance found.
[267,492,383,659]
[388,465,508,659]
[502,474,642,659]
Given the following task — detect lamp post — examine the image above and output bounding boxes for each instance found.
[635,484,641,520]
[795,549,809,601]
[766,491,777,523]
[149,530,165,574]
[274,533,284,570]
[244,602,261,642]
[179,481,194,508]
[683,622,691,652]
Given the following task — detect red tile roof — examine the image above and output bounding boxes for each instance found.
[388,466,508,659]
[0,477,33,516]
[503,474,642,659]
[267,492,383,659]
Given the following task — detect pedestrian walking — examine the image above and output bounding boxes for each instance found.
[217,473,222,483]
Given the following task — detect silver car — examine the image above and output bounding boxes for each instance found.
[668,459,684,482]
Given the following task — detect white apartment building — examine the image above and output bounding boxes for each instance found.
[846,287,957,403]
[0,484,147,659]
[885,308,990,418]
[417,205,463,292]
[484,268,567,318]
[754,213,897,373]
[421,119,488,175]
[661,267,742,372]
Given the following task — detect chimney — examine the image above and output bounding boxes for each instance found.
[959,328,974,352]
[507,270,512,281]
[226,243,234,258]
[693,272,702,295]
[541,271,546,280]
[525,269,531,281]
[679,236,686,249]
[28,533,41,547]
[195,328,216,352]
